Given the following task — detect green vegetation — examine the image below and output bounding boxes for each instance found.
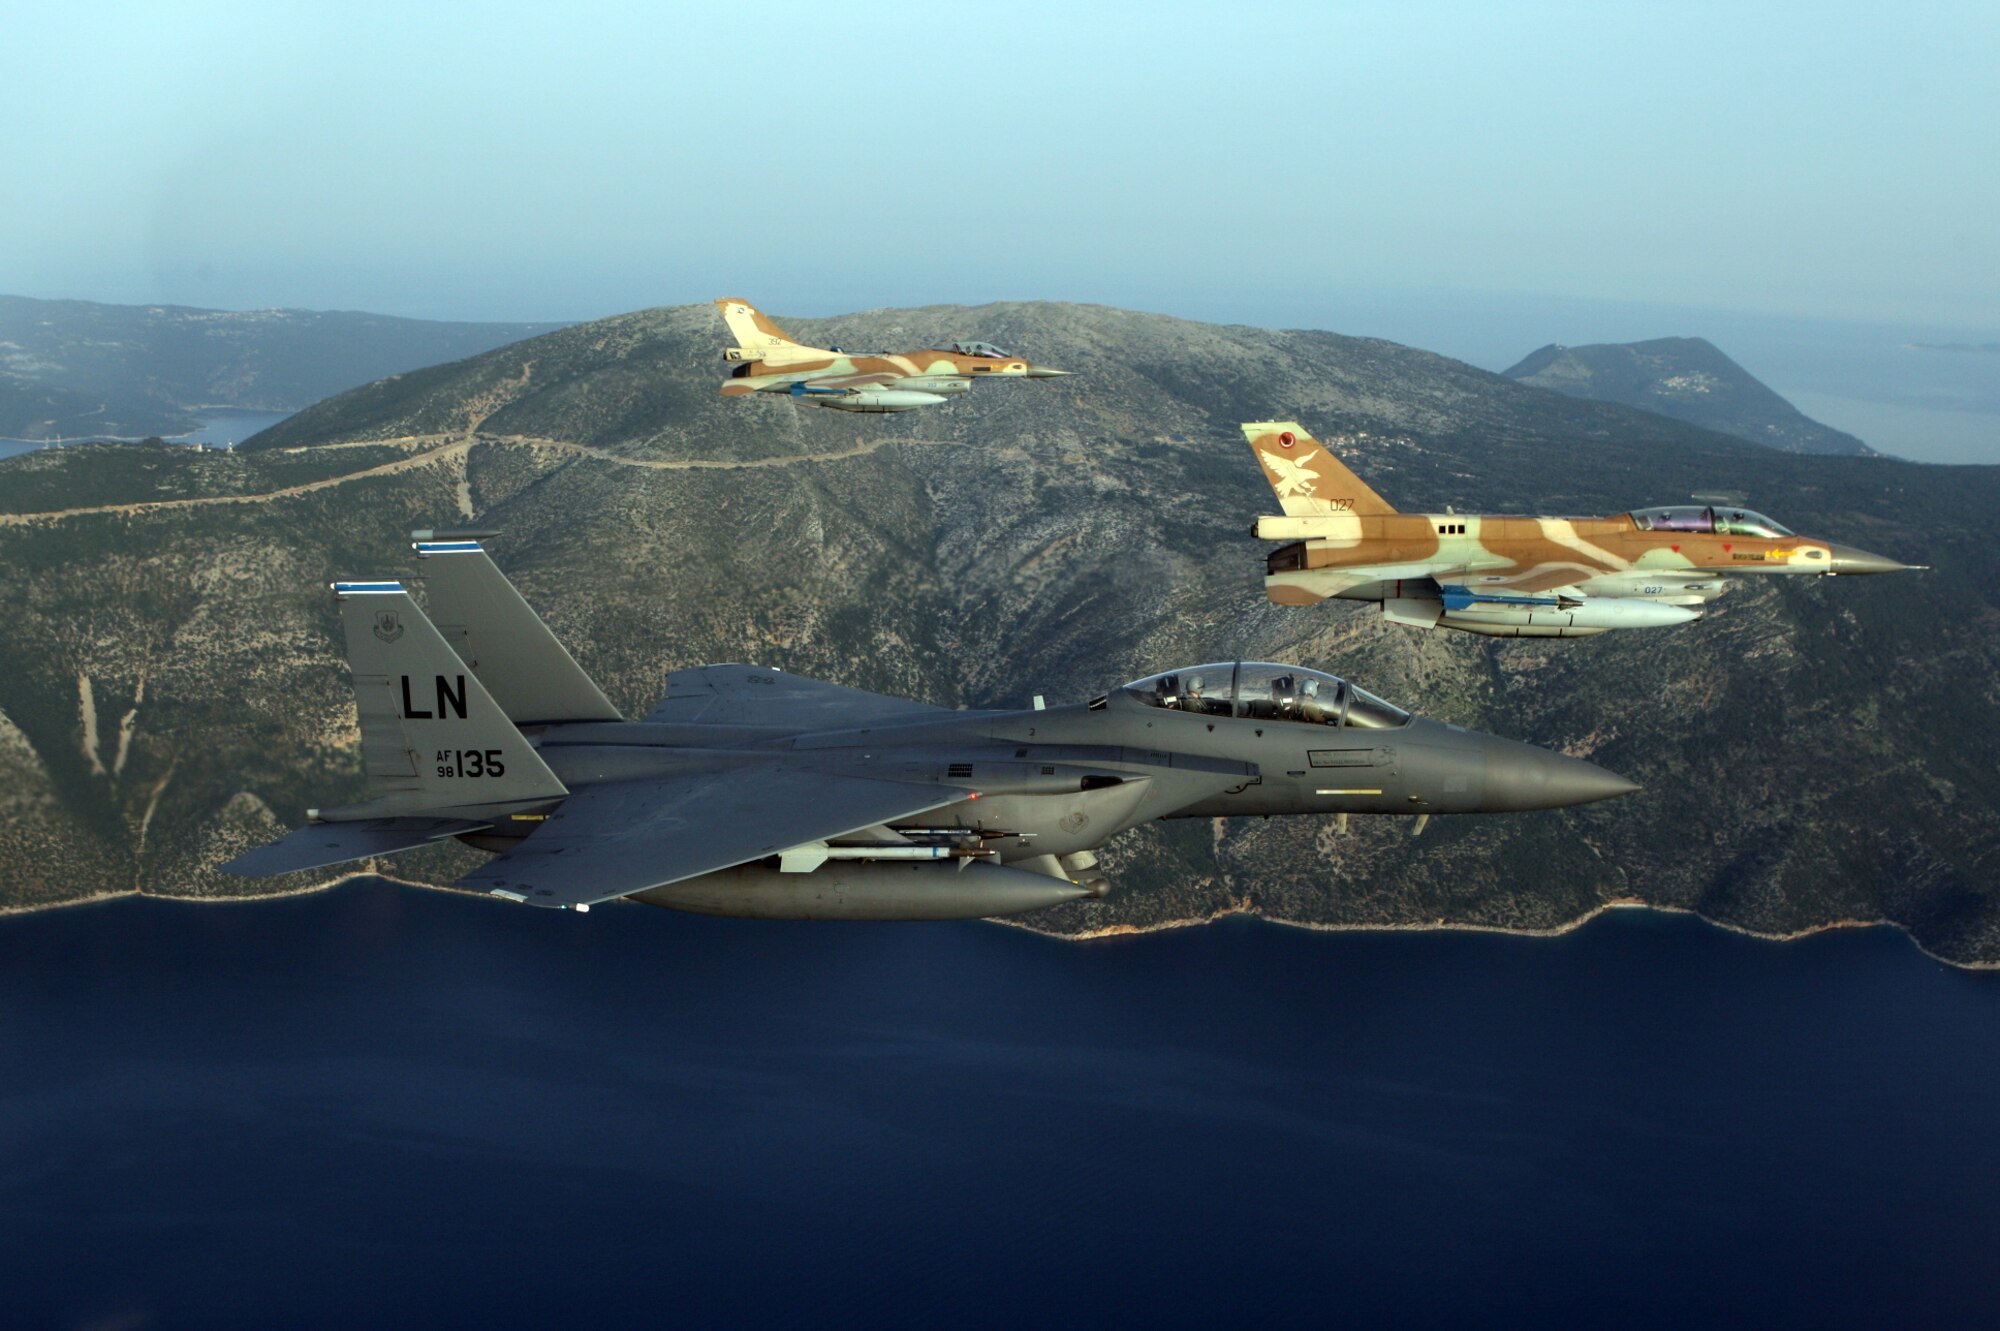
[0,440,427,513]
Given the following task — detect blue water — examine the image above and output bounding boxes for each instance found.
[0,409,292,460]
[3,884,1997,1330]
[1159,283,2000,464]
[173,409,292,447]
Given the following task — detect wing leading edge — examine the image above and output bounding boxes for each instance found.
[644,665,951,727]
[457,765,971,910]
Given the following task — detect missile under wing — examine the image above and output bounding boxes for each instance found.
[1243,420,1923,638]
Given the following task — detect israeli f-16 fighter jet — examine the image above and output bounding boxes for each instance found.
[716,298,1069,413]
[1244,420,1923,638]
[221,533,1636,919]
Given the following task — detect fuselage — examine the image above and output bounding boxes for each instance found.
[723,350,1045,399]
[482,684,1629,877]
[1260,505,1910,637]
[1267,510,1825,597]
[1242,419,1919,637]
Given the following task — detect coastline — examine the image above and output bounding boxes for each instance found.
[4,874,1990,972]
[988,893,1993,971]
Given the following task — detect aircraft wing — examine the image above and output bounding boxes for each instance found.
[1271,559,1602,604]
[644,664,952,727]
[787,372,900,394]
[1307,568,1442,600]
[1445,564,1599,599]
[221,816,490,877]
[723,372,895,397]
[456,766,970,910]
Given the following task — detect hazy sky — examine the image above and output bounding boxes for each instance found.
[5,1,1997,335]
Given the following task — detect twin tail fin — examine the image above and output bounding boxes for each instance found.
[330,580,568,816]
[415,537,622,726]
[219,577,571,877]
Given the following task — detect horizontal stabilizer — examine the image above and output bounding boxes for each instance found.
[221,817,488,877]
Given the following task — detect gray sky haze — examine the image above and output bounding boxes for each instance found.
[5,1,1997,458]
[9,1,1996,326]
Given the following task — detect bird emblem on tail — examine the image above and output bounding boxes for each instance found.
[1262,447,1324,499]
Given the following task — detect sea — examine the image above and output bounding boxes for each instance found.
[0,410,293,461]
[3,882,1996,1330]
[1162,284,2000,466]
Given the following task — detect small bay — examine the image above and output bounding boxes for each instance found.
[0,409,293,459]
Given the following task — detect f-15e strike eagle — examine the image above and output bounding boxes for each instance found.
[716,298,1069,413]
[222,534,1635,920]
[1245,420,1922,638]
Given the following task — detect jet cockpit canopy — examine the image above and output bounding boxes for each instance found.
[939,340,1012,358]
[1122,662,1409,729]
[1631,505,1793,539]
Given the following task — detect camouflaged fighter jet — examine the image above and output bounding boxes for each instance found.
[220,532,1636,919]
[716,298,1069,413]
[1244,420,1923,639]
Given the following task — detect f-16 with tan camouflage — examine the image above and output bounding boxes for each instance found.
[715,298,1069,413]
[1243,420,1923,638]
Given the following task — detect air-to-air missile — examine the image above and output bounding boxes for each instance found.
[221,533,1637,920]
[714,298,1069,413]
[1243,420,1925,638]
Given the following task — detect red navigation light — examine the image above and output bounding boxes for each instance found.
[1279,431,1297,448]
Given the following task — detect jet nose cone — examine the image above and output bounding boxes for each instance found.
[1025,366,1072,378]
[1824,543,1922,575]
[1480,737,1640,811]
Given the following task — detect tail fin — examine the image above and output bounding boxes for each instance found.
[715,298,835,364]
[1242,421,1397,517]
[414,535,622,725]
[329,582,568,817]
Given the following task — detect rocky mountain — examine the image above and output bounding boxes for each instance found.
[1503,336,1872,455]
[1,301,1992,965]
[0,295,565,440]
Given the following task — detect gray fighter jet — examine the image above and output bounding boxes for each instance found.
[222,533,1638,919]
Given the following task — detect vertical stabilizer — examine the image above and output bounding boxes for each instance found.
[415,538,622,725]
[332,582,567,816]
[1242,421,1397,517]
[715,298,835,363]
